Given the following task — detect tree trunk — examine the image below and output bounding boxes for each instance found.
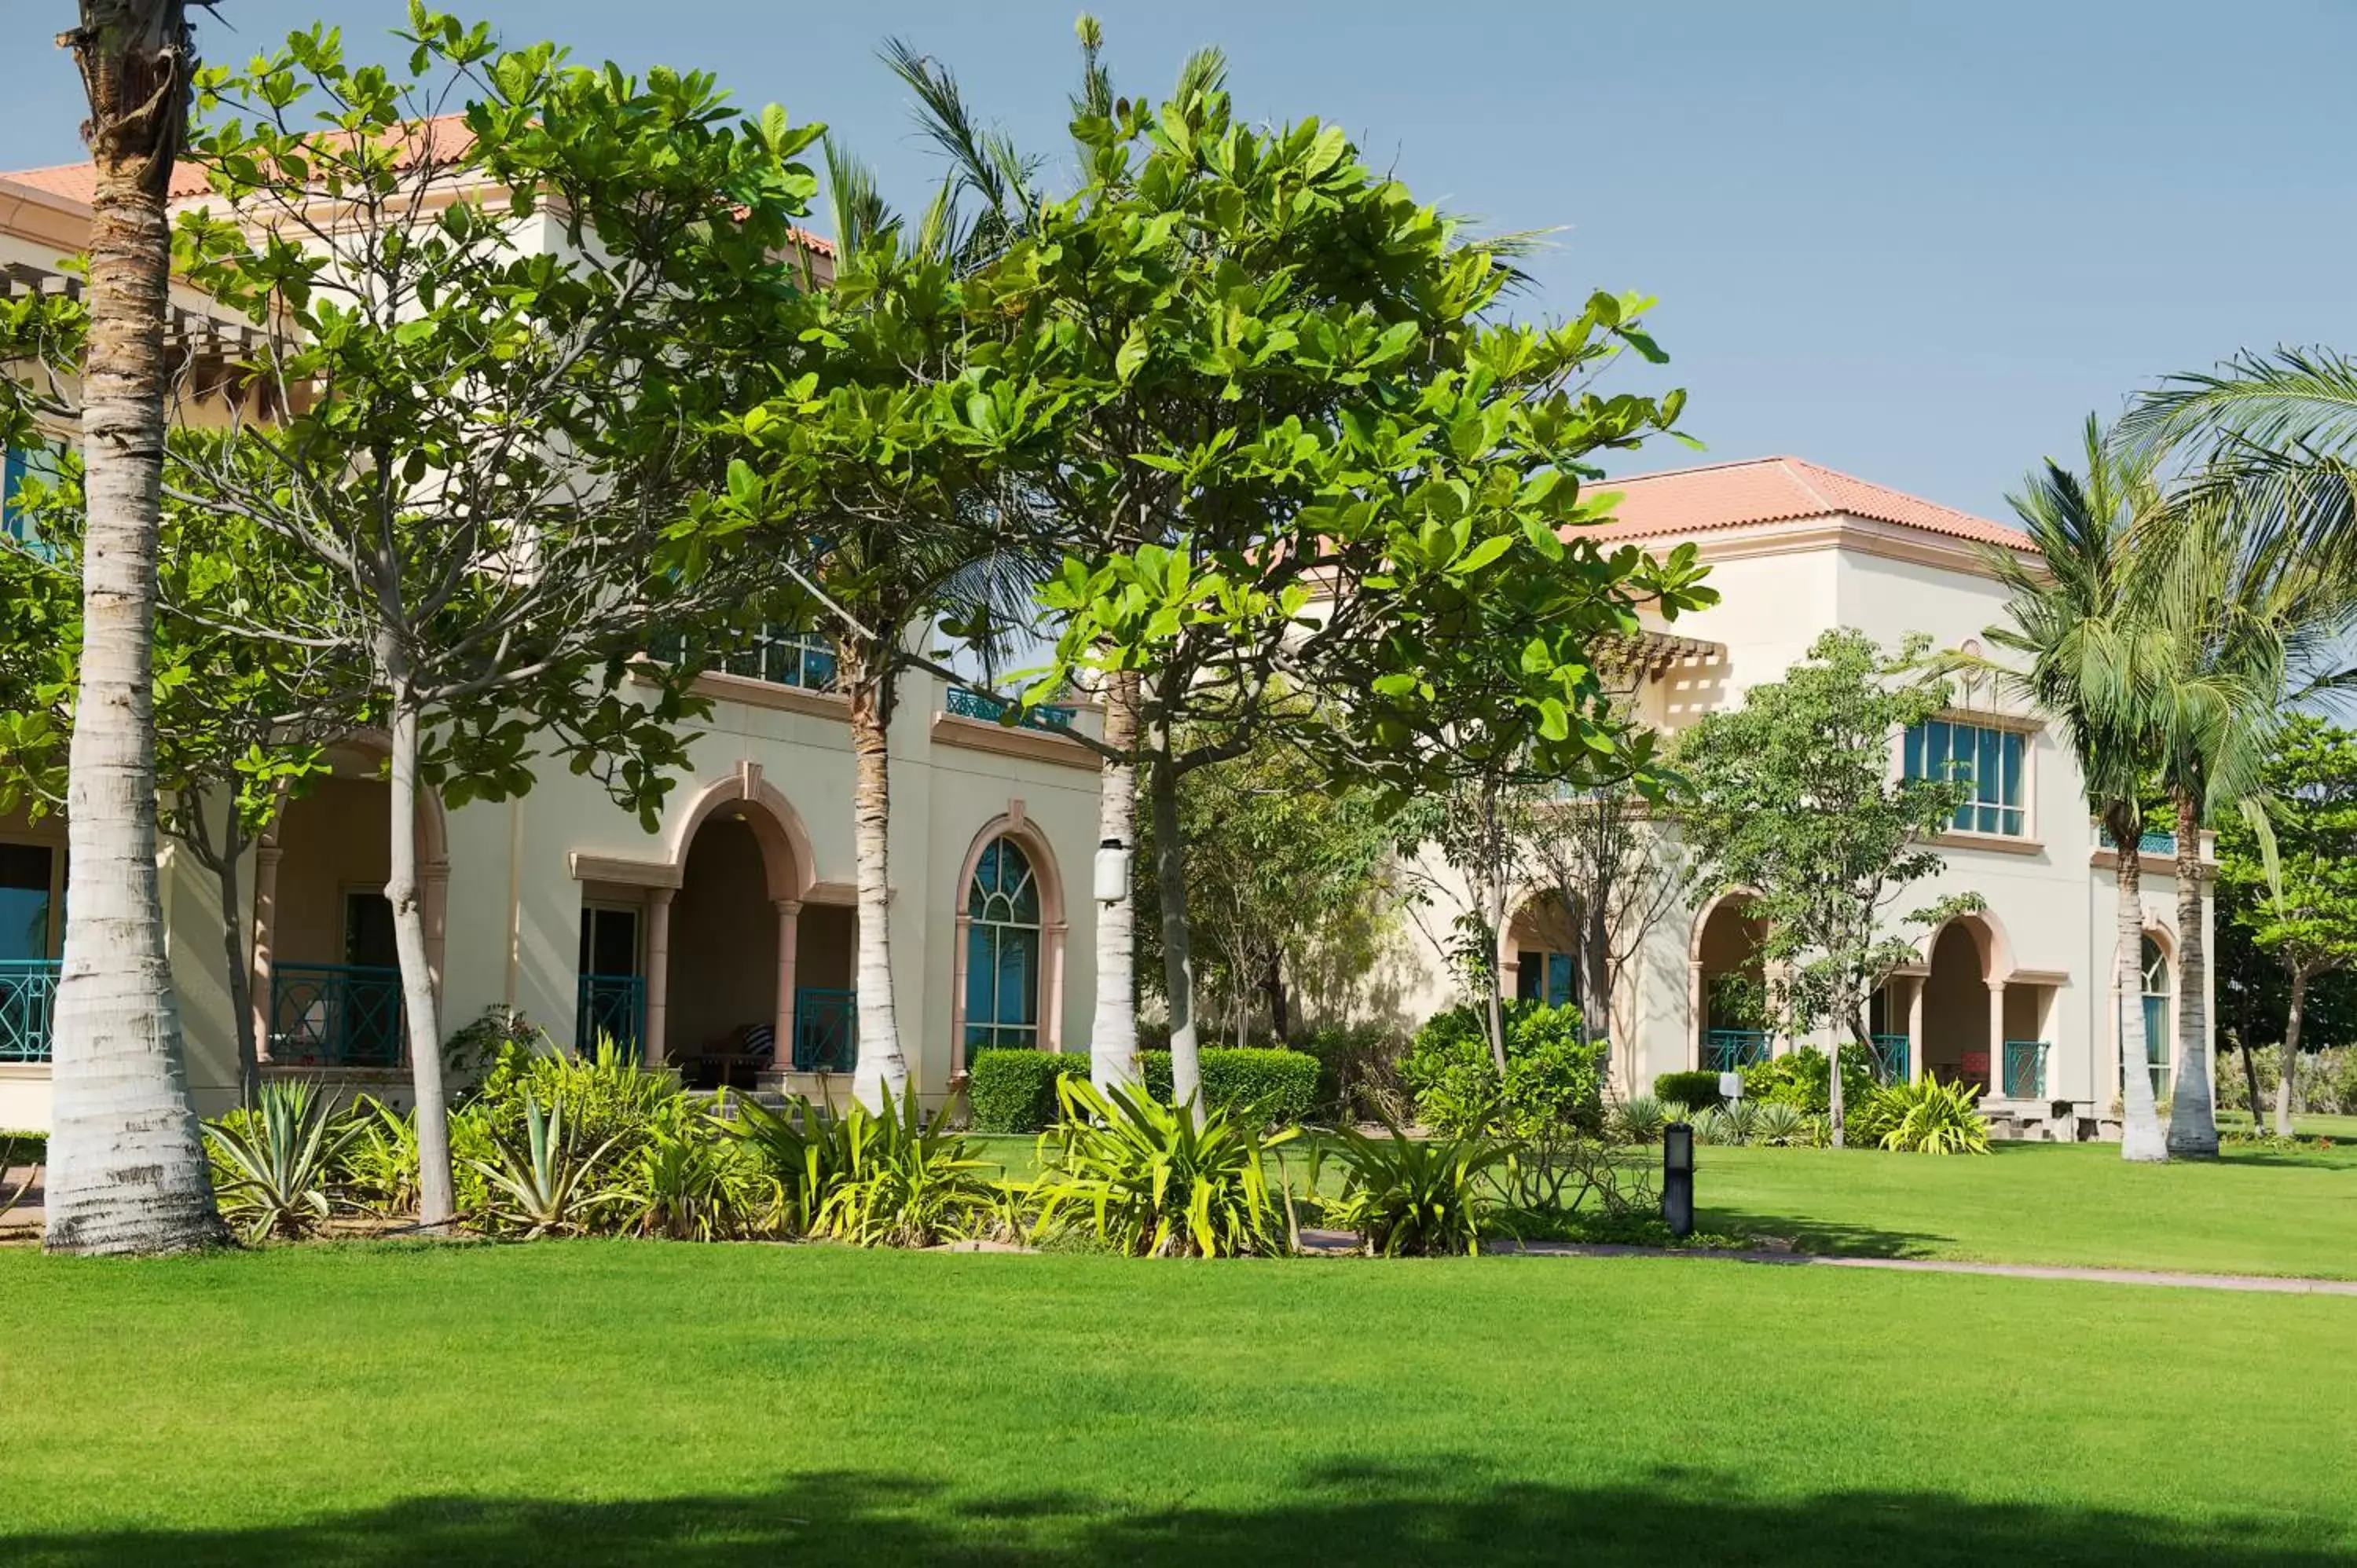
[1089,669,1141,1092]
[386,686,454,1225]
[2165,791,2217,1156]
[2276,969,2305,1139]
[204,818,258,1104]
[847,672,907,1110]
[2238,1035,2263,1132]
[1146,741,1201,1107]
[1262,951,1290,1045]
[2110,811,2168,1162]
[44,1,225,1257]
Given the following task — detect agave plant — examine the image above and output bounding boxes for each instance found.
[1878,1077,1992,1155]
[1325,1118,1512,1257]
[1750,1101,1814,1148]
[205,1079,364,1244]
[470,1094,629,1238]
[1032,1078,1299,1258]
[815,1089,1002,1248]
[1609,1095,1670,1145]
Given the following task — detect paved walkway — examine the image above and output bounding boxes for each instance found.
[1486,1240,2357,1297]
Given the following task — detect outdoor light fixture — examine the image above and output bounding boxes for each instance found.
[1661,1122,1695,1240]
[1094,837,1131,903]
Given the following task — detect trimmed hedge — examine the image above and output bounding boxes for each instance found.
[965,1046,1321,1133]
[1654,1070,1726,1112]
[966,1050,1086,1133]
[1141,1047,1320,1128]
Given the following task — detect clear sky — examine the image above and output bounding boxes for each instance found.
[3,1,2351,522]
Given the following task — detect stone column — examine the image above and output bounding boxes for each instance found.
[773,899,801,1070]
[1987,979,2008,1097]
[251,843,284,1063]
[1686,958,1705,1071]
[643,888,673,1069]
[1043,919,1069,1055]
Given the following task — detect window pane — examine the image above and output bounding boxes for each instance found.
[1904,725,1924,780]
[0,842,50,961]
[1547,952,1574,1007]
[1516,951,1542,1002]
[2002,731,2024,811]
[998,929,1038,1027]
[966,925,996,1024]
[1976,727,1998,806]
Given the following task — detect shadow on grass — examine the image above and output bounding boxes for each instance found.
[6,1462,2343,1568]
[1692,1208,1952,1258]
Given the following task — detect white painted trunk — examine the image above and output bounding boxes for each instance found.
[2165,794,2217,1156]
[847,678,907,1110]
[1090,670,1140,1093]
[1147,743,1200,1108]
[44,24,225,1254]
[2113,836,2168,1162]
[387,691,456,1224]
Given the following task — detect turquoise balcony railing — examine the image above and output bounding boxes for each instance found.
[2003,1039,2049,1099]
[1703,1029,1771,1072]
[576,973,647,1057]
[0,959,60,1063]
[2099,826,2178,855]
[792,986,857,1072]
[269,962,404,1068]
[1868,1033,1909,1086]
[945,687,1078,734]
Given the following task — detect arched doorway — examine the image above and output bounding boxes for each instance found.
[1692,893,1769,1072]
[255,742,445,1068]
[1921,922,1989,1088]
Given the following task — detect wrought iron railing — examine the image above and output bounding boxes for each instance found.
[945,687,1079,734]
[0,959,59,1063]
[2003,1039,2049,1099]
[1703,1029,1771,1072]
[1868,1033,1909,1086]
[269,962,404,1068]
[576,973,647,1058]
[792,985,857,1072]
[2099,826,2178,855]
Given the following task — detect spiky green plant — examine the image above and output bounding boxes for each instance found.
[1325,1119,1512,1257]
[814,1088,1002,1248]
[334,1096,420,1218]
[204,1079,363,1243]
[1031,1078,1298,1258]
[1877,1077,1993,1156]
[720,1091,857,1236]
[470,1095,628,1238]
[630,1111,779,1242]
[1609,1095,1670,1145]
[1750,1101,1814,1147]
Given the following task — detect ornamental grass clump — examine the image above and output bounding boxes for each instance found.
[812,1090,1003,1248]
[1874,1076,1992,1155]
[1031,1078,1297,1257]
[1323,1118,1512,1257]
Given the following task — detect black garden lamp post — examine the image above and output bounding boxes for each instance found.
[1661,1122,1695,1239]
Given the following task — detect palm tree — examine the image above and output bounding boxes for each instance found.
[2117,349,2357,561]
[1970,418,2172,1161]
[2139,478,2357,1156]
[42,2,227,1254]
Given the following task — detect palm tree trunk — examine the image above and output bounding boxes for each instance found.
[2165,793,2217,1156]
[847,671,907,1110]
[1089,669,1140,1092]
[386,684,454,1225]
[44,1,225,1257]
[2276,969,2305,1138]
[2111,811,2168,1162]
[1146,713,1202,1107]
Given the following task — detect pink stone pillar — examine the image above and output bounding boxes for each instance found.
[1987,979,2008,1097]
[251,843,283,1063]
[1686,959,1705,1071]
[1906,977,1926,1085]
[643,888,673,1070]
[773,899,801,1070]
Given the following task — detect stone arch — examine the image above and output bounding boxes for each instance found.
[662,764,817,901]
[1915,906,2017,984]
[1688,889,1768,1070]
[951,807,1067,1071]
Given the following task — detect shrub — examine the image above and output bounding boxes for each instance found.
[1739,1045,1878,1114]
[1750,1101,1816,1147]
[2,1130,45,1222]
[1846,1085,1904,1145]
[334,1096,420,1218]
[1654,1070,1725,1111]
[630,1108,778,1241]
[469,1094,631,1237]
[204,1079,362,1243]
[719,1093,853,1237]
[1875,1076,1992,1155]
[1296,1024,1410,1123]
[814,1090,1003,1248]
[1503,1123,1659,1218]
[1610,1095,1670,1145]
[1400,1001,1605,1137]
[966,1050,1083,1133]
[1032,1076,1299,1257]
[470,1033,680,1187]
[1139,1047,1321,1129]
[1323,1119,1510,1257]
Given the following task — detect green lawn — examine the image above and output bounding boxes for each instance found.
[968,1131,2357,1280]
[0,1242,2352,1566]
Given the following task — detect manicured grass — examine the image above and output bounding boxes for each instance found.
[2,1241,2353,1566]
[2216,1108,2357,1141]
[1692,1139,2357,1278]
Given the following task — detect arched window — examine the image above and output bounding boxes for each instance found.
[966,837,1041,1051]
[2138,935,2172,1101]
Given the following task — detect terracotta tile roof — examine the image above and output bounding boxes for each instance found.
[1,115,833,257]
[1583,455,2033,552]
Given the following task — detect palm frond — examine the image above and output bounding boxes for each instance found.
[2117,346,2357,463]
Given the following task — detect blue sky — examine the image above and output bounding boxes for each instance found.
[3,1,2350,520]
